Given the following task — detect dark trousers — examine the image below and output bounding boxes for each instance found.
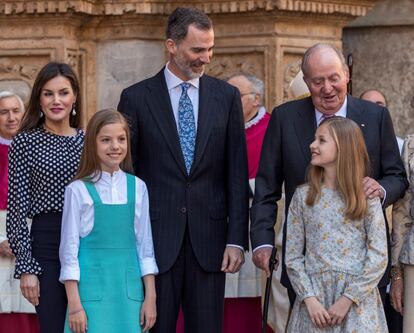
[31,212,67,333]
[151,229,225,333]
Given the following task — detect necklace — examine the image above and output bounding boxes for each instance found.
[43,123,76,136]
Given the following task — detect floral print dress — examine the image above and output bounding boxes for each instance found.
[286,185,388,333]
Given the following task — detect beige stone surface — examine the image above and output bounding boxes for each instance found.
[0,0,378,123]
[343,0,414,138]
[97,40,165,110]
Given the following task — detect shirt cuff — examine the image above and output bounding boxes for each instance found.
[380,185,387,205]
[342,292,360,306]
[59,266,80,283]
[139,258,159,277]
[253,244,273,253]
[0,235,7,243]
[226,244,244,251]
[299,292,317,303]
[14,256,43,279]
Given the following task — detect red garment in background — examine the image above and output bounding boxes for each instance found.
[245,111,270,178]
[0,314,40,333]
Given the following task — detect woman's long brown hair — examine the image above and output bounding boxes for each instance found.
[74,109,134,182]
[306,117,371,220]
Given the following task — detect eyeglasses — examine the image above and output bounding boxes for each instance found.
[240,92,257,97]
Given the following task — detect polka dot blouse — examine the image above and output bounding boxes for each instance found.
[6,127,84,278]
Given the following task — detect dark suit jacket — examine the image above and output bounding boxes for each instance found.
[118,69,249,274]
[250,95,408,289]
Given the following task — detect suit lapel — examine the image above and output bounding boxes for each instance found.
[294,97,317,163]
[145,69,187,176]
[190,75,217,175]
[346,95,366,134]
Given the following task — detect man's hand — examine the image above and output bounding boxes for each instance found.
[328,296,353,325]
[221,247,244,273]
[252,247,279,277]
[363,177,384,199]
[0,240,14,258]
[20,273,40,306]
[390,277,404,314]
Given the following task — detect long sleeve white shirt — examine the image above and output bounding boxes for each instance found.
[59,170,158,282]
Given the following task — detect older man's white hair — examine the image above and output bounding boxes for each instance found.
[301,43,348,78]
[0,91,25,112]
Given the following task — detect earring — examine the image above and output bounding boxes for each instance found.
[72,105,77,116]
[40,111,43,118]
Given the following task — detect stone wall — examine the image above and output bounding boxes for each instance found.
[343,0,414,138]
[0,0,379,122]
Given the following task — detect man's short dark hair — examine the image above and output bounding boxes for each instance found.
[166,7,212,43]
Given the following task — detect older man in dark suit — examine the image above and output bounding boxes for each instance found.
[250,43,408,308]
[118,7,249,333]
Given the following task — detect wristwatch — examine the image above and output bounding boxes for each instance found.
[390,266,403,281]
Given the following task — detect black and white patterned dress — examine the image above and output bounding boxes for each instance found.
[6,127,84,278]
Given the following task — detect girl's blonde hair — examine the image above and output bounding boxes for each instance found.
[306,117,371,220]
[74,108,133,182]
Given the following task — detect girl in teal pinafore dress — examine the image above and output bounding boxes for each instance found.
[59,109,158,333]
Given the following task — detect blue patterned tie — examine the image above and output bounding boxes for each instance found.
[178,83,196,174]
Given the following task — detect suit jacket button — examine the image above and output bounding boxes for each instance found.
[186,182,191,187]
[181,207,187,213]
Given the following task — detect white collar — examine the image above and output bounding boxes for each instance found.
[245,107,267,129]
[164,62,200,91]
[91,169,124,184]
[0,136,12,146]
[315,95,348,125]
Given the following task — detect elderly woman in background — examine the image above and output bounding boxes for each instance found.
[391,134,414,332]
[0,91,39,332]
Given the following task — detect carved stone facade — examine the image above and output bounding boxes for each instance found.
[343,0,414,138]
[0,0,378,122]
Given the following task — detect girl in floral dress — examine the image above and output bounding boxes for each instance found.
[285,117,388,332]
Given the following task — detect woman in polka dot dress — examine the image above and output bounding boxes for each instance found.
[6,62,85,333]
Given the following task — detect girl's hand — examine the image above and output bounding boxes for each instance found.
[328,296,353,325]
[390,277,404,314]
[304,296,331,328]
[68,307,87,333]
[0,240,14,258]
[140,296,156,332]
[20,273,40,306]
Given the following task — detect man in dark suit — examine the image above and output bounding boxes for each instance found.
[250,43,408,308]
[118,7,249,333]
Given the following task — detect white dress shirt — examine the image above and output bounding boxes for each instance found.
[164,63,199,130]
[314,96,348,127]
[164,64,242,251]
[59,170,158,282]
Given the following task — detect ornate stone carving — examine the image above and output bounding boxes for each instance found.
[0,0,379,17]
[0,57,40,81]
[66,49,79,70]
[283,60,302,102]
[206,51,264,81]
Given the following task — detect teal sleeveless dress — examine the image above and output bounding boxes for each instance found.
[64,174,143,333]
